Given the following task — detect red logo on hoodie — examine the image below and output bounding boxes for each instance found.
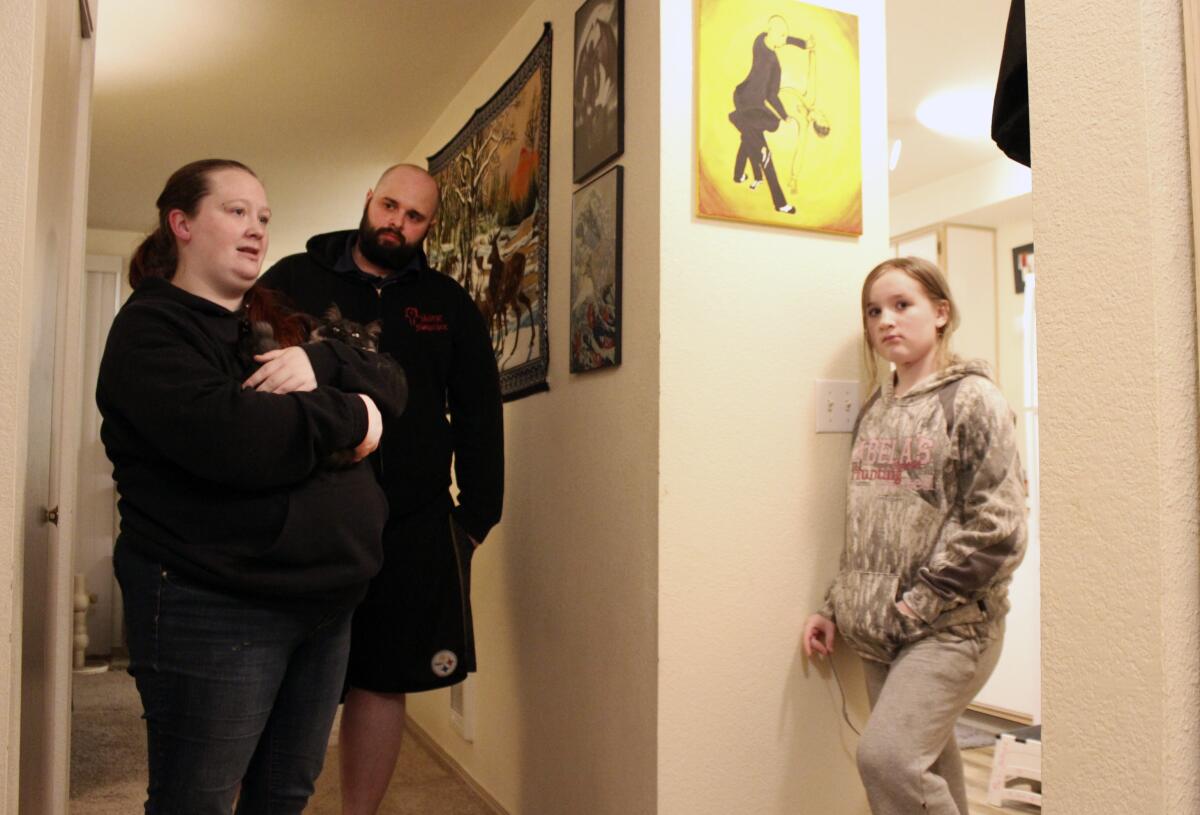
[405,307,449,332]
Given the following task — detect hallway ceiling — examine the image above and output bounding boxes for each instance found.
[886,0,1017,196]
[87,0,535,233]
[89,2,1020,233]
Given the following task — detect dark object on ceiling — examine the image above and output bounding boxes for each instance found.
[992,0,1030,167]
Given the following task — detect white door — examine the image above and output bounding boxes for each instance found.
[77,255,123,656]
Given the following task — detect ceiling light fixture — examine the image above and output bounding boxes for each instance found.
[889,139,902,171]
[915,87,994,140]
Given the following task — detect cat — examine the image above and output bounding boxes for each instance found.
[308,304,382,352]
[238,304,397,470]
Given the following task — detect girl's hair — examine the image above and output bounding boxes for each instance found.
[860,256,961,385]
[130,158,307,347]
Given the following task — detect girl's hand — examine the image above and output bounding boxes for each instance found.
[895,600,920,620]
[244,347,316,394]
[803,613,836,658]
[352,394,383,462]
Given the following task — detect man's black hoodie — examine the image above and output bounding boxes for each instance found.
[260,231,504,542]
[97,277,399,604]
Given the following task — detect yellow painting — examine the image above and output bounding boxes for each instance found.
[696,0,861,235]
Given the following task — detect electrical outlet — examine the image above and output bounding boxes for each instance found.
[815,380,861,433]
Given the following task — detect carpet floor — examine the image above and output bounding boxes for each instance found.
[70,668,493,814]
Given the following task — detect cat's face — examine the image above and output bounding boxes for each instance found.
[311,305,382,351]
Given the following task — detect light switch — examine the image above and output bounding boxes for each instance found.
[815,380,861,433]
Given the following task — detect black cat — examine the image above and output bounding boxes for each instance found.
[309,304,382,352]
[238,305,404,470]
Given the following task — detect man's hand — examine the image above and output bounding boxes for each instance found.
[243,347,317,394]
[352,394,383,462]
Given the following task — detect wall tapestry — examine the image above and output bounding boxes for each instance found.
[695,0,862,235]
[427,23,552,401]
[573,0,624,182]
[570,165,623,373]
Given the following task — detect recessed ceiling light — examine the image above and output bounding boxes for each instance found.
[889,139,902,171]
[915,87,993,140]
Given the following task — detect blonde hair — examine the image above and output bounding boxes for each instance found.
[860,256,961,386]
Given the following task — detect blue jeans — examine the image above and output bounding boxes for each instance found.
[114,539,353,814]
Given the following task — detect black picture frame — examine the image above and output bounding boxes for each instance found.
[573,0,624,183]
[1012,242,1034,294]
[570,165,623,373]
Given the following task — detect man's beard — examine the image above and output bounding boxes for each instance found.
[356,210,421,271]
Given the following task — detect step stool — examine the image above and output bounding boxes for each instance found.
[986,725,1042,808]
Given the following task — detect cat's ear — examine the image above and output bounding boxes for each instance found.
[366,321,383,341]
[324,303,342,322]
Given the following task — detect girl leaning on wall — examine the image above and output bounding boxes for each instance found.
[803,256,1027,815]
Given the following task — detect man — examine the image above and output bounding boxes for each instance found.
[258,163,504,814]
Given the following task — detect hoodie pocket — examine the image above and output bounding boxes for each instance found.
[831,571,912,651]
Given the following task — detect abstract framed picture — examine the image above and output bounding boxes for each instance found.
[695,0,862,235]
[426,24,552,401]
[573,0,624,182]
[570,165,623,373]
[1012,242,1034,294]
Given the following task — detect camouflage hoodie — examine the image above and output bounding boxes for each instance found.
[818,361,1027,664]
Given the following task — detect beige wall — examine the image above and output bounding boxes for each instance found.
[401,2,660,814]
[890,156,1032,238]
[1029,0,1200,811]
[657,0,886,812]
[0,0,94,810]
[0,1,41,806]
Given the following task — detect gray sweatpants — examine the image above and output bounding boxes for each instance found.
[857,627,1004,814]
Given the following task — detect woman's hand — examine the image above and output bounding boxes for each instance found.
[352,394,383,462]
[803,613,836,658]
[243,347,317,394]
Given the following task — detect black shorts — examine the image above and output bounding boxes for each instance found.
[345,500,476,693]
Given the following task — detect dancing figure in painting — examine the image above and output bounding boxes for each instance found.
[728,15,811,214]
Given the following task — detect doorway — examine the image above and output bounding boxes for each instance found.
[885,0,1039,809]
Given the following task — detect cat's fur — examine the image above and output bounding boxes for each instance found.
[238,305,389,470]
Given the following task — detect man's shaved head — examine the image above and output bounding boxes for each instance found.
[375,163,440,214]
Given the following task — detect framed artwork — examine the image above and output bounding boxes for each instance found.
[1012,242,1034,294]
[570,166,623,373]
[573,0,624,182]
[427,24,552,401]
[695,0,862,235]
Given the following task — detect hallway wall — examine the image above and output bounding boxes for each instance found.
[0,0,95,811]
[1028,0,1200,810]
[401,2,660,813]
[657,1,887,812]
[0,1,43,805]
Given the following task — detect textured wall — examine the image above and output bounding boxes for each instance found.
[657,1,887,812]
[0,0,41,807]
[402,2,660,813]
[1029,0,1200,811]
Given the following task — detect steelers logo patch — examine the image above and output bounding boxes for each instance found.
[431,650,459,678]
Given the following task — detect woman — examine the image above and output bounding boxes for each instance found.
[97,159,405,813]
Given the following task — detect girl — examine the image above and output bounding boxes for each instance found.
[97,159,405,813]
[802,256,1026,815]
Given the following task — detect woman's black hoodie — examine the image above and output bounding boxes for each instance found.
[97,277,399,605]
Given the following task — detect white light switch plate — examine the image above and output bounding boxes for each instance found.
[816,380,861,433]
